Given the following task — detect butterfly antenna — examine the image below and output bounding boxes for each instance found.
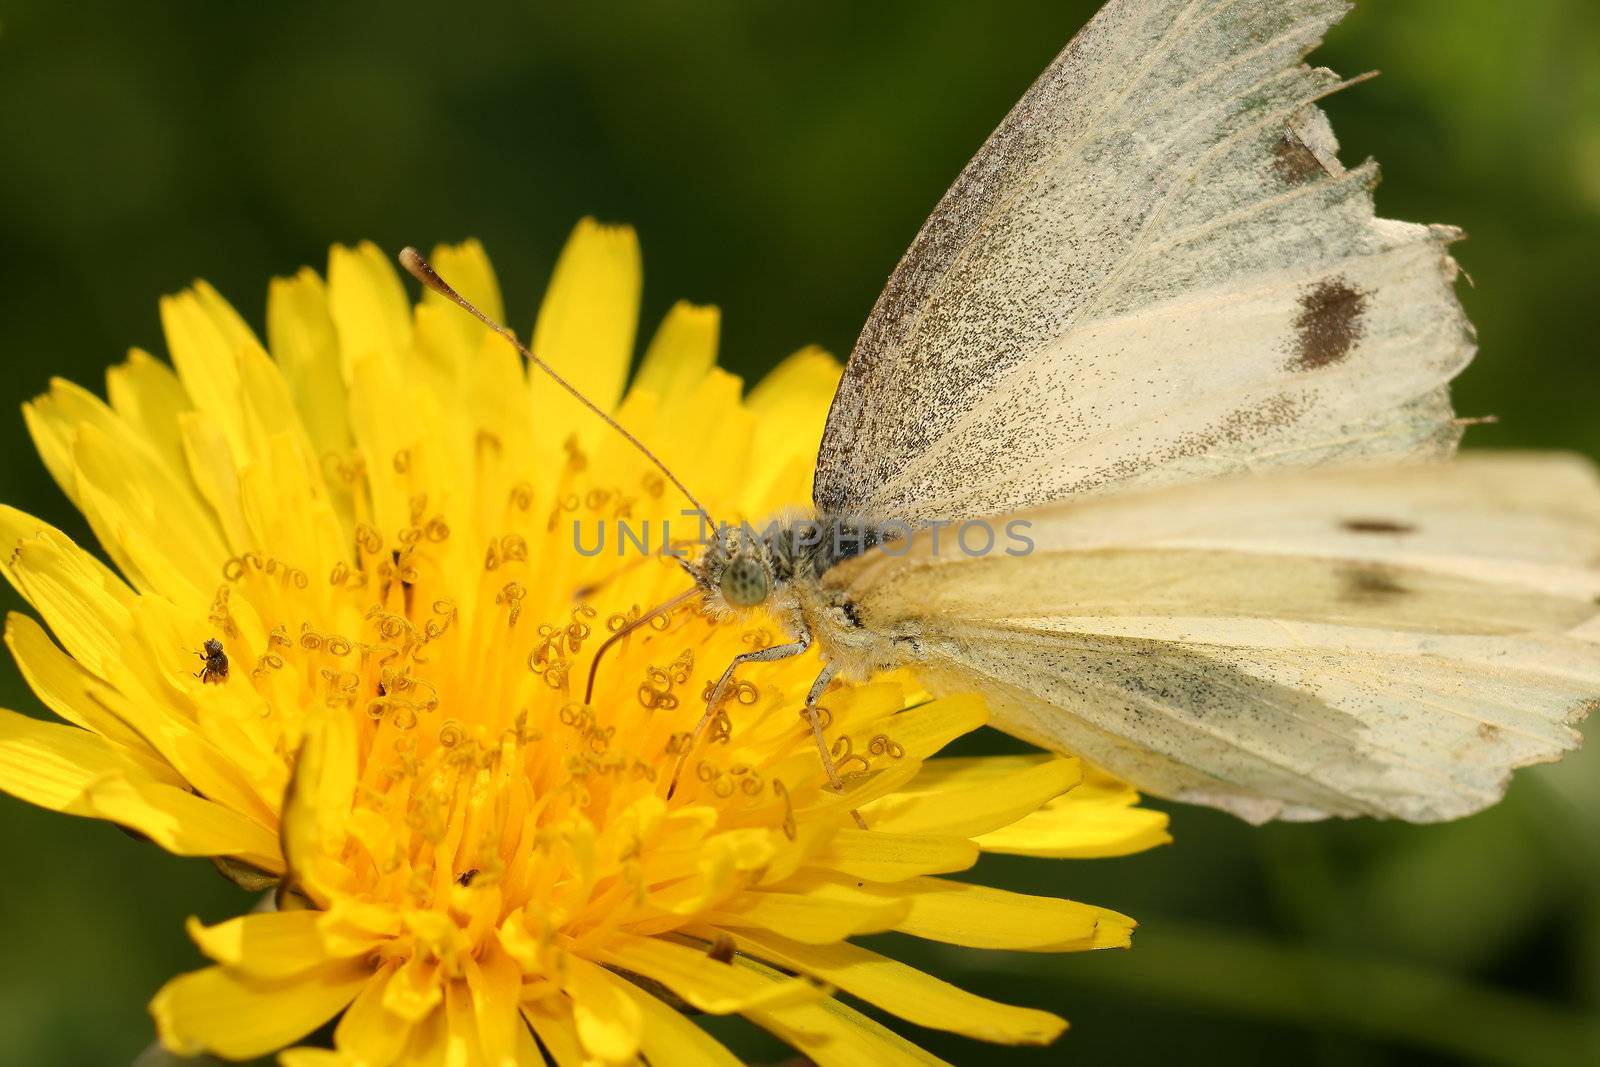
[583,586,698,704]
[399,247,715,529]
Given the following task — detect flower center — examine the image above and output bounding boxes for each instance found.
[211,439,833,973]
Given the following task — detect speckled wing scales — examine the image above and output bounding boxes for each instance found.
[825,455,1600,822]
[813,0,1474,524]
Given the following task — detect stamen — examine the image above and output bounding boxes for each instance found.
[868,735,906,760]
[803,707,869,830]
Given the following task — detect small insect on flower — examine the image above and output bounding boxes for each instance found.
[193,638,228,685]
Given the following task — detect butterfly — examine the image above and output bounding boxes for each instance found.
[409,0,1599,824]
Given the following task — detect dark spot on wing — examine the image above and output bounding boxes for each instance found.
[1292,279,1368,370]
[1342,566,1408,601]
[1476,723,1502,741]
[1341,518,1416,535]
[1271,133,1324,184]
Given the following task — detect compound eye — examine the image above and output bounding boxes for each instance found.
[719,557,770,607]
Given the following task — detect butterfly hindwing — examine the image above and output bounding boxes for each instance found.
[824,455,1600,822]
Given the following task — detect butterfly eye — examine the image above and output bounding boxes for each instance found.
[719,557,770,607]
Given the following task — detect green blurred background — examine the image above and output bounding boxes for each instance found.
[0,0,1597,1063]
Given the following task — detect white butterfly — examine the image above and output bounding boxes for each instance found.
[412,0,1599,823]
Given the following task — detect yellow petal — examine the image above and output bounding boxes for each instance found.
[191,278,260,351]
[4,612,173,773]
[71,421,228,602]
[319,901,404,955]
[854,693,987,763]
[652,827,779,916]
[425,238,506,352]
[626,980,742,1067]
[624,367,754,509]
[700,889,910,943]
[268,267,354,465]
[805,829,978,883]
[522,1000,586,1067]
[896,753,1056,794]
[461,329,539,480]
[344,346,424,538]
[976,795,1173,858]
[596,933,823,1014]
[179,410,253,549]
[0,559,274,824]
[512,1020,553,1067]
[282,707,360,888]
[632,301,719,404]
[892,876,1134,951]
[328,241,413,368]
[862,757,1080,839]
[0,706,150,814]
[0,617,272,842]
[562,954,643,1064]
[84,771,281,868]
[717,927,1064,1045]
[745,345,841,418]
[186,909,375,977]
[158,281,258,462]
[380,952,443,1023]
[279,1049,354,1066]
[794,753,927,824]
[151,960,371,1061]
[20,377,228,600]
[744,345,841,491]
[733,956,950,1067]
[330,962,414,1065]
[20,386,85,508]
[382,998,454,1067]
[465,943,525,1067]
[105,348,193,478]
[444,977,492,1067]
[0,506,135,677]
[530,218,641,455]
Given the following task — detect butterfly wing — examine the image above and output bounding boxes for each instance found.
[823,455,1600,822]
[814,0,1473,525]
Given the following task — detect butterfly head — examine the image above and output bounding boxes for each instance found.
[698,525,782,616]
[719,554,770,607]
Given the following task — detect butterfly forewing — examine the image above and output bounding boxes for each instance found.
[814,0,1473,525]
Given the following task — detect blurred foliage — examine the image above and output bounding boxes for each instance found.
[0,1,1596,1064]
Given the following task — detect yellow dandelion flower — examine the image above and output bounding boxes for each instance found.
[0,220,1170,1065]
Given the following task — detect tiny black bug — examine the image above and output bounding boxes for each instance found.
[195,638,229,684]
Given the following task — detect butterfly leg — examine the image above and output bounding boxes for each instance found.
[667,633,811,798]
[801,664,868,830]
